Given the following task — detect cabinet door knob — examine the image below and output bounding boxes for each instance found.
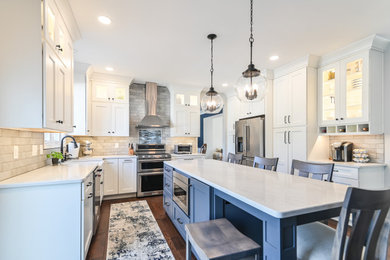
[112,98,115,100]
[55,45,63,52]
[340,118,344,120]
[112,131,115,134]
[336,118,339,121]
[88,193,93,199]
[108,97,111,100]
[108,131,111,134]
[177,218,183,225]
[73,125,76,128]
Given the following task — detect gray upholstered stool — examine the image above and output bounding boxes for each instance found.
[185,218,261,260]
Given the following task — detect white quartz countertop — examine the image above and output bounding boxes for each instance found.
[312,159,386,168]
[0,162,100,189]
[70,155,137,162]
[165,159,349,218]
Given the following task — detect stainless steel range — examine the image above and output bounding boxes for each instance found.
[136,144,171,197]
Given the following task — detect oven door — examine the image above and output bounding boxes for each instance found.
[137,172,164,197]
[172,174,189,216]
[138,159,165,173]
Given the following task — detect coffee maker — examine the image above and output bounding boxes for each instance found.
[332,142,353,162]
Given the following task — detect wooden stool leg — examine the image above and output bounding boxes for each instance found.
[186,233,192,260]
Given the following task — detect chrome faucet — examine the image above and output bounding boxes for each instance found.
[60,135,78,161]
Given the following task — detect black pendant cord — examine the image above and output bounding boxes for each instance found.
[249,0,254,66]
[210,36,214,91]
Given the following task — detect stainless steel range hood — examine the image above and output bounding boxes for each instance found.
[136,82,168,128]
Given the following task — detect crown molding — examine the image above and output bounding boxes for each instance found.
[273,54,320,79]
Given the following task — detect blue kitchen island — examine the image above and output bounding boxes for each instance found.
[163,159,348,260]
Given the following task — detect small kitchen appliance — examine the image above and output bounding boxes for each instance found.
[81,141,93,156]
[332,142,353,162]
[67,142,80,159]
[174,144,193,154]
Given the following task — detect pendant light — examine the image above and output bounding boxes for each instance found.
[235,0,267,102]
[200,34,224,114]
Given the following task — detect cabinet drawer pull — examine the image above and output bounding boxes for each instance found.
[333,170,339,172]
[86,182,92,186]
[165,183,170,187]
[164,202,170,206]
[177,218,183,225]
[100,182,104,184]
[88,193,93,199]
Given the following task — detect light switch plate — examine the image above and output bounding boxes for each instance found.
[114,143,119,149]
[32,145,38,156]
[13,146,19,160]
[39,145,43,155]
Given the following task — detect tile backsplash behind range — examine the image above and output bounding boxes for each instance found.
[0,129,47,181]
[329,134,384,163]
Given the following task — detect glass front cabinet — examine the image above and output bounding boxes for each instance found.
[318,47,384,135]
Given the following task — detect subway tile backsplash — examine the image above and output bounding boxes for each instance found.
[329,134,384,163]
[0,129,47,181]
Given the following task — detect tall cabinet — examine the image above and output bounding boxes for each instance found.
[272,57,319,173]
[0,0,79,131]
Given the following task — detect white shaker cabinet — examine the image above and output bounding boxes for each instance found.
[273,127,306,174]
[91,102,129,136]
[273,68,307,128]
[239,99,265,119]
[103,158,137,197]
[171,91,200,137]
[0,0,78,131]
[103,159,119,195]
[91,82,129,103]
[118,158,137,194]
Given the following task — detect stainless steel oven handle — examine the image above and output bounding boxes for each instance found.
[138,159,167,162]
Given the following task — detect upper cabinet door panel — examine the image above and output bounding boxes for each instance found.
[340,53,369,123]
[92,82,111,102]
[44,0,58,49]
[112,85,129,103]
[91,103,111,136]
[44,45,57,129]
[289,68,307,127]
[112,104,129,136]
[273,75,290,128]
[319,64,339,125]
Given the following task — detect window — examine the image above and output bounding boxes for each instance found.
[44,133,64,149]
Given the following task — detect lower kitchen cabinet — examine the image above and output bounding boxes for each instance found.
[163,164,211,240]
[331,165,386,189]
[103,157,137,197]
[190,178,211,223]
[0,171,94,260]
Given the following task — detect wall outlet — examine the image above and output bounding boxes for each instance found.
[114,143,119,149]
[32,145,38,156]
[13,146,19,160]
[39,145,43,155]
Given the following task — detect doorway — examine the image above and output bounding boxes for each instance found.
[203,114,223,159]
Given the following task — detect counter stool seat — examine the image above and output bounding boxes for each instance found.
[185,218,261,260]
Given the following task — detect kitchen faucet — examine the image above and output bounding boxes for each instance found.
[60,135,78,161]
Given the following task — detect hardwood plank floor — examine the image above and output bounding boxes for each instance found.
[86,196,193,260]
[87,196,389,260]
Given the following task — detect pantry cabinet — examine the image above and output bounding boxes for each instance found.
[318,35,386,135]
[103,158,137,197]
[273,68,307,128]
[0,0,78,130]
[171,91,200,137]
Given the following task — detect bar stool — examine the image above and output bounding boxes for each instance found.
[185,218,261,260]
[252,156,279,171]
[226,153,243,164]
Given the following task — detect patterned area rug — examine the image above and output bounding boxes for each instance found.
[106,201,175,260]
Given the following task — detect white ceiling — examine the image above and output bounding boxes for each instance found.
[69,0,390,91]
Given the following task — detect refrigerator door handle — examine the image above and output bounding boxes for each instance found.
[246,125,250,153]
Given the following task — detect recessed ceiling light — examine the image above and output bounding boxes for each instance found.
[105,67,114,71]
[269,55,279,61]
[222,83,229,87]
[98,16,112,25]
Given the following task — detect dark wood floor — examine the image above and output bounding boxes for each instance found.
[86,196,193,260]
[87,196,389,260]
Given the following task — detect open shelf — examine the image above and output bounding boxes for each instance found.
[319,123,372,136]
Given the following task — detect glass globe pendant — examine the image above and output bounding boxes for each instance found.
[200,34,224,114]
[235,0,267,102]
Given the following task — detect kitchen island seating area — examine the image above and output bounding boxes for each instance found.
[163,159,390,259]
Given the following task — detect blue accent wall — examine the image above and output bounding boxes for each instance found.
[198,109,223,148]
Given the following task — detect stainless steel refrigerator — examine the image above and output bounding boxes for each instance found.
[235,116,265,166]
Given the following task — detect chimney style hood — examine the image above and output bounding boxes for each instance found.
[136,82,168,128]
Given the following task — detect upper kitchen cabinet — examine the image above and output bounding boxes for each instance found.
[88,73,132,136]
[318,35,388,135]
[273,62,317,129]
[0,0,80,131]
[171,89,200,137]
[239,99,265,119]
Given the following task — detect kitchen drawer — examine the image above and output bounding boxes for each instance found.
[332,176,359,187]
[164,165,173,178]
[163,193,173,219]
[333,166,358,180]
[173,203,190,239]
[163,174,173,195]
[83,172,94,199]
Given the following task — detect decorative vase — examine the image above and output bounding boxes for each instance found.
[52,158,59,166]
